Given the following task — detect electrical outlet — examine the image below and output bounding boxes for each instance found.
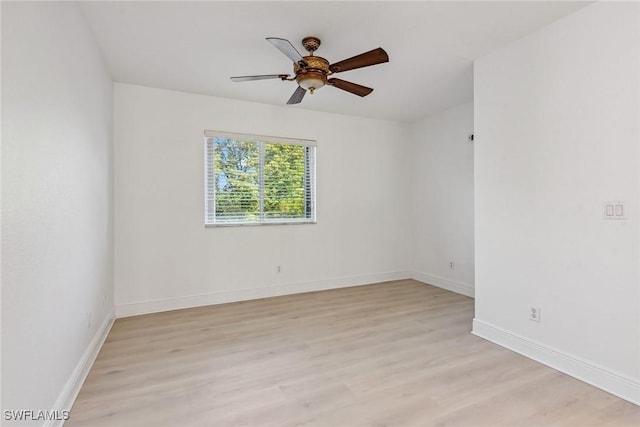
[276,265,281,273]
[449,261,455,270]
[529,307,541,322]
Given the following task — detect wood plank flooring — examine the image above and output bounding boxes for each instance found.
[68,280,640,426]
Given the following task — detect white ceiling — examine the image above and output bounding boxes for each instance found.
[79,1,590,122]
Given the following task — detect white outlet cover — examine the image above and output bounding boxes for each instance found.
[530,307,541,322]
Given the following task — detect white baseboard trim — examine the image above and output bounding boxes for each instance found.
[472,319,640,406]
[116,271,412,318]
[47,308,116,427]
[411,270,474,298]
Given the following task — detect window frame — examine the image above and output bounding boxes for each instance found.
[204,130,317,227]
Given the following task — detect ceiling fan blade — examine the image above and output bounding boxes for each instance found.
[286,86,306,105]
[266,37,306,64]
[329,48,389,73]
[327,78,373,97]
[230,74,289,82]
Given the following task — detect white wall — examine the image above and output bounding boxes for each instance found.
[410,102,474,297]
[1,2,114,424]
[114,84,410,315]
[473,1,639,403]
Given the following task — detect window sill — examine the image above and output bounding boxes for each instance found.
[204,220,317,228]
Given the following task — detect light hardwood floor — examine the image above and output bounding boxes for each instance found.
[68,280,640,426]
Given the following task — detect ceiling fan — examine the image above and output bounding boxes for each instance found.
[230,36,389,105]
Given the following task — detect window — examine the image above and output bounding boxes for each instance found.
[205,131,316,226]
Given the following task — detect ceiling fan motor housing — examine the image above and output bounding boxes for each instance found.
[294,56,330,93]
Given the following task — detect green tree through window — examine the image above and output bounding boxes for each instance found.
[205,132,316,225]
[264,143,306,218]
[214,138,260,222]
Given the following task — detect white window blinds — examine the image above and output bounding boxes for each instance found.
[205,131,316,226]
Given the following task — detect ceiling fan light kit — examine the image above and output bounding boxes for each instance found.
[294,55,329,93]
[297,72,326,93]
[230,36,389,105]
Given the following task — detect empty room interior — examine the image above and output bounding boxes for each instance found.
[2,1,640,426]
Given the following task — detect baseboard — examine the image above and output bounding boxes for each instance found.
[116,271,412,318]
[472,319,640,406]
[46,308,116,427]
[411,270,474,298]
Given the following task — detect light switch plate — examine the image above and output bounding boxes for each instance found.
[603,201,626,220]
